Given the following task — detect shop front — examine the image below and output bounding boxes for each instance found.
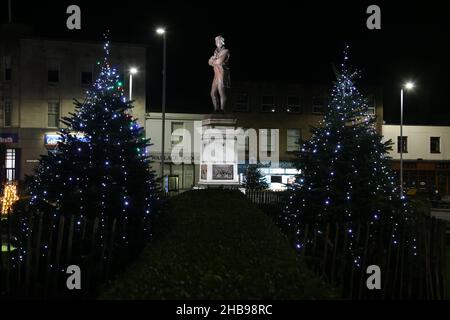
[238,162,300,192]
[0,133,20,184]
[391,160,450,195]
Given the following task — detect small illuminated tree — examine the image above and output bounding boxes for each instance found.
[243,164,269,191]
[281,47,409,259]
[28,37,157,234]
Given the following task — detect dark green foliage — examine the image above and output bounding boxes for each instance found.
[283,48,406,228]
[27,41,157,221]
[100,190,337,299]
[243,164,269,190]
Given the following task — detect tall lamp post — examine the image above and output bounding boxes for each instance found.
[156,27,167,191]
[400,81,415,197]
[129,67,138,101]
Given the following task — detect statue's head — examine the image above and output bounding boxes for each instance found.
[215,36,225,48]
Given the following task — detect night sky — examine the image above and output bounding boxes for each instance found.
[2,1,450,124]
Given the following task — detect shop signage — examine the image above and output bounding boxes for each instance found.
[0,133,18,144]
[45,133,89,147]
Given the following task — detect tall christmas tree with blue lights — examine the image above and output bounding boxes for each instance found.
[282,46,407,233]
[28,36,157,228]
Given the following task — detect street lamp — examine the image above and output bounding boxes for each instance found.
[400,81,415,197]
[8,0,12,23]
[156,27,167,191]
[405,82,414,90]
[129,67,138,101]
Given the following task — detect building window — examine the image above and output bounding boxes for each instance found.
[397,136,408,153]
[3,56,11,81]
[235,93,249,112]
[4,98,12,127]
[260,129,274,155]
[266,129,272,152]
[171,122,184,147]
[261,95,275,113]
[312,96,325,114]
[286,95,301,113]
[81,71,93,86]
[271,175,282,183]
[287,129,301,152]
[168,175,179,191]
[48,102,60,128]
[367,94,376,115]
[430,137,440,154]
[237,128,253,164]
[48,62,60,83]
[5,149,16,182]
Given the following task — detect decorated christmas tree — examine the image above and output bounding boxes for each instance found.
[282,46,407,232]
[243,164,269,191]
[28,36,157,229]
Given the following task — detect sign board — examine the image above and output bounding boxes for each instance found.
[44,132,88,147]
[44,134,61,146]
[0,133,18,144]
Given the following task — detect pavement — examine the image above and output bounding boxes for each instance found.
[431,210,450,222]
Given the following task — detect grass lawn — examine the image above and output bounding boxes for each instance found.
[100,189,337,299]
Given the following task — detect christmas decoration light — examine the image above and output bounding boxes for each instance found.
[281,46,412,263]
[28,32,157,241]
[1,183,19,215]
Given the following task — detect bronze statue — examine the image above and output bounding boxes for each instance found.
[208,35,230,112]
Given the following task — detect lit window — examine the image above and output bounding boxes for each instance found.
[397,136,408,153]
[367,94,376,115]
[260,129,273,153]
[237,128,250,153]
[168,175,179,191]
[430,137,440,154]
[5,149,16,182]
[48,102,60,128]
[287,129,301,152]
[287,96,301,113]
[261,95,275,113]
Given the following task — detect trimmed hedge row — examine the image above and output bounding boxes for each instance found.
[100,189,337,299]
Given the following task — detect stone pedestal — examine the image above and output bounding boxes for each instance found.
[199,113,240,187]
